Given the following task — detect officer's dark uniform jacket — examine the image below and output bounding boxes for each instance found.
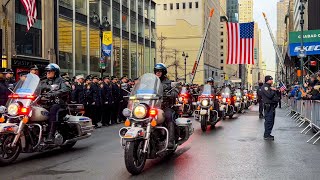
[161,77,178,108]
[260,83,277,104]
[101,82,113,105]
[71,83,85,104]
[111,82,121,103]
[257,85,263,102]
[91,82,102,106]
[39,76,71,106]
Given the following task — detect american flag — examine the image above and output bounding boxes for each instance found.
[226,22,254,64]
[279,82,287,92]
[20,0,37,31]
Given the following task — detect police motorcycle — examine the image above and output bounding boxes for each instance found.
[176,87,194,117]
[0,74,93,165]
[195,84,219,132]
[234,89,244,113]
[217,87,235,119]
[253,91,258,105]
[243,90,250,109]
[119,73,193,175]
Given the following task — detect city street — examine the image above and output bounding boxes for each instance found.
[1,105,320,180]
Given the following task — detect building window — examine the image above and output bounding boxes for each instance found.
[221,60,223,63]
[183,3,186,9]
[221,66,224,70]
[220,53,223,57]
[195,2,199,8]
[220,46,223,50]
[189,2,192,8]
[221,32,223,35]
[170,3,173,10]
[251,70,253,74]
[221,39,223,43]
[176,3,179,9]
[163,4,167,10]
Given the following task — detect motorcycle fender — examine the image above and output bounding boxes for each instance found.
[200,110,208,115]
[123,127,145,140]
[0,123,18,134]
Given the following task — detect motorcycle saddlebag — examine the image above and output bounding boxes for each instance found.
[65,115,94,135]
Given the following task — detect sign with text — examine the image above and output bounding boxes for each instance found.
[289,42,320,56]
[289,30,320,43]
[102,31,112,57]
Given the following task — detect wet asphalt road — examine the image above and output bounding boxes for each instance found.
[1,105,320,180]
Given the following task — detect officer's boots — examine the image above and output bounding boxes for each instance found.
[46,122,57,144]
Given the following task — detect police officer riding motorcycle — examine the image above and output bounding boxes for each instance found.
[0,64,93,165]
[119,63,193,175]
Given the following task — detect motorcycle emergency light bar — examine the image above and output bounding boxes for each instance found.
[149,108,157,117]
[8,94,36,100]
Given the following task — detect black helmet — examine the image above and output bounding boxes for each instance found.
[45,63,60,76]
[206,77,214,83]
[154,63,167,76]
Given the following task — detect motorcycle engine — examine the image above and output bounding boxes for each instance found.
[54,132,64,145]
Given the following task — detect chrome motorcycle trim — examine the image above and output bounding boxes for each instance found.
[155,126,169,155]
[61,133,91,145]
[27,123,42,149]
[143,123,151,153]
[12,121,25,147]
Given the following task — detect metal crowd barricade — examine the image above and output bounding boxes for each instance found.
[282,97,320,145]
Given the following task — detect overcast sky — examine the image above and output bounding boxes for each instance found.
[253,0,278,77]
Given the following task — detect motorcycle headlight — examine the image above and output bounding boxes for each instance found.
[133,105,147,119]
[243,96,247,100]
[178,97,183,102]
[237,97,240,101]
[8,103,19,116]
[222,98,226,103]
[201,99,209,106]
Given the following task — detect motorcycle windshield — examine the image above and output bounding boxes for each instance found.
[180,87,188,95]
[221,87,231,98]
[201,85,214,96]
[130,73,163,98]
[7,73,40,107]
[235,89,242,97]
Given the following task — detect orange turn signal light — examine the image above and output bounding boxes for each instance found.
[151,119,157,127]
[0,116,5,123]
[124,119,131,127]
[197,106,200,110]
[22,117,29,124]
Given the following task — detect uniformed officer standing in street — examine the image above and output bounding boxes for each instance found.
[261,75,280,140]
[257,80,264,118]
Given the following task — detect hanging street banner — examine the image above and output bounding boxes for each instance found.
[289,29,320,43]
[100,31,112,69]
[289,42,320,56]
[102,31,112,57]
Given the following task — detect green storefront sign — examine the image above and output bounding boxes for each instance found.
[289,30,320,43]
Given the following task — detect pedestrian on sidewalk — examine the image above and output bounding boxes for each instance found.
[261,75,280,140]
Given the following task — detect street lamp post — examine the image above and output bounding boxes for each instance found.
[299,0,307,85]
[91,12,110,78]
[182,52,189,83]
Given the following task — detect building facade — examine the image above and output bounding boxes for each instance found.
[238,0,253,23]
[0,0,156,78]
[155,0,221,84]
[227,0,238,23]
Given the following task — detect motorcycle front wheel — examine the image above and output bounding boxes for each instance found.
[200,115,208,132]
[0,134,21,166]
[124,140,146,175]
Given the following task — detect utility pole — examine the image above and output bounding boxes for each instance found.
[299,0,307,85]
[157,33,167,63]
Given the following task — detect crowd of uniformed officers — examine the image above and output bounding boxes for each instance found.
[71,74,136,128]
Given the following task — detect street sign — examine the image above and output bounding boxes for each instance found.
[289,30,320,43]
[289,42,320,56]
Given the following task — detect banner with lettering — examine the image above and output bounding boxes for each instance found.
[102,31,112,57]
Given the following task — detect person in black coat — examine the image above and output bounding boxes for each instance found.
[0,74,10,106]
[119,76,130,123]
[91,76,102,128]
[101,76,113,126]
[84,78,95,125]
[111,76,121,125]
[71,75,86,104]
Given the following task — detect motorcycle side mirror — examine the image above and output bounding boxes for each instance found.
[0,106,7,114]
[122,108,131,117]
